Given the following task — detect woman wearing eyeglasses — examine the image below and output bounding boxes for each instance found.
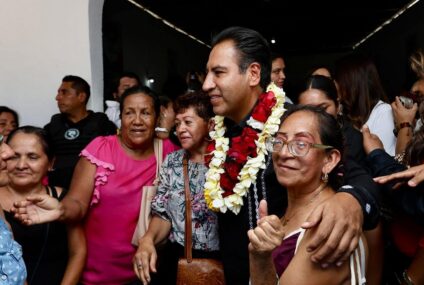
[248,105,368,285]
[298,75,383,285]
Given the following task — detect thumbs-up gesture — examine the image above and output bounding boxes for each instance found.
[248,200,285,256]
[361,124,384,155]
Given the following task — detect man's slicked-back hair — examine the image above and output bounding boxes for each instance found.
[212,26,271,90]
[62,75,91,104]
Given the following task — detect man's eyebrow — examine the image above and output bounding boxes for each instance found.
[210,65,227,71]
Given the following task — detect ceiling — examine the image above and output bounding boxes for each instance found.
[132,0,415,55]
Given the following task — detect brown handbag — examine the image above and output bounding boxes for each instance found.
[176,154,226,285]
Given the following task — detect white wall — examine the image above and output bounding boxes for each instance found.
[0,0,104,127]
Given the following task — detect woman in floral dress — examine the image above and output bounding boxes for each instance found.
[134,91,220,284]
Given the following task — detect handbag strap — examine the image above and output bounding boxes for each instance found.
[153,138,163,185]
[182,153,193,262]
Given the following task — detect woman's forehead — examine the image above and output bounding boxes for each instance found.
[279,112,320,138]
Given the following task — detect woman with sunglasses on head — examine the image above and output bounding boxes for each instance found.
[249,105,368,285]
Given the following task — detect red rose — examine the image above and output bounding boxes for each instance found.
[225,160,242,180]
[206,141,216,155]
[204,141,216,166]
[231,136,243,150]
[220,173,235,196]
[227,148,247,164]
[262,91,277,108]
[229,137,248,160]
[242,128,259,149]
[252,92,277,122]
[251,104,269,122]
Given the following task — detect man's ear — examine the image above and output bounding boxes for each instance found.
[78,92,87,104]
[248,62,261,87]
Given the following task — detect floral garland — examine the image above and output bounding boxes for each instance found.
[204,83,286,214]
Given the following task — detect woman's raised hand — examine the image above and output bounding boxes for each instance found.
[10,193,61,225]
[375,163,424,188]
[362,125,384,155]
[248,200,285,257]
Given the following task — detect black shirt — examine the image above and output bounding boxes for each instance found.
[44,111,116,188]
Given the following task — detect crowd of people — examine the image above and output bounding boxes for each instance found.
[1,26,424,285]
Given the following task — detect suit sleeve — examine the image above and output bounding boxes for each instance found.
[337,159,381,230]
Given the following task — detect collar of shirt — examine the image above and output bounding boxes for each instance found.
[224,108,254,138]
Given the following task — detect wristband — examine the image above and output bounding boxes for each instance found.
[399,122,412,130]
[393,122,412,136]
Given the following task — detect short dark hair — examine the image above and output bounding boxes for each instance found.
[62,75,91,104]
[0,106,19,127]
[212,26,271,90]
[280,105,344,189]
[114,72,140,92]
[173,90,214,122]
[7,126,53,161]
[119,85,160,119]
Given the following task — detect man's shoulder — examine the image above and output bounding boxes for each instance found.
[44,113,64,129]
[87,111,111,120]
[86,111,116,125]
[86,111,117,133]
[49,113,63,122]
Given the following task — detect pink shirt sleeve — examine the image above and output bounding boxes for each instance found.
[80,136,116,205]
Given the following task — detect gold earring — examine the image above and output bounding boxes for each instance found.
[322,172,328,183]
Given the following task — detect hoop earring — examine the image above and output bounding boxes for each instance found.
[321,172,328,183]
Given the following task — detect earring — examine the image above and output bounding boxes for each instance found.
[337,104,343,116]
[321,172,328,183]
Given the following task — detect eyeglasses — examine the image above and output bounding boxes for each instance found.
[266,137,333,157]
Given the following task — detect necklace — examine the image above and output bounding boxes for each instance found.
[281,183,327,227]
[204,83,286,215]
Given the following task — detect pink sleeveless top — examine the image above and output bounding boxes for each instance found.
[80,136,178,285]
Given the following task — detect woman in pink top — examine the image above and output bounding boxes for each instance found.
[11,86,179,285]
